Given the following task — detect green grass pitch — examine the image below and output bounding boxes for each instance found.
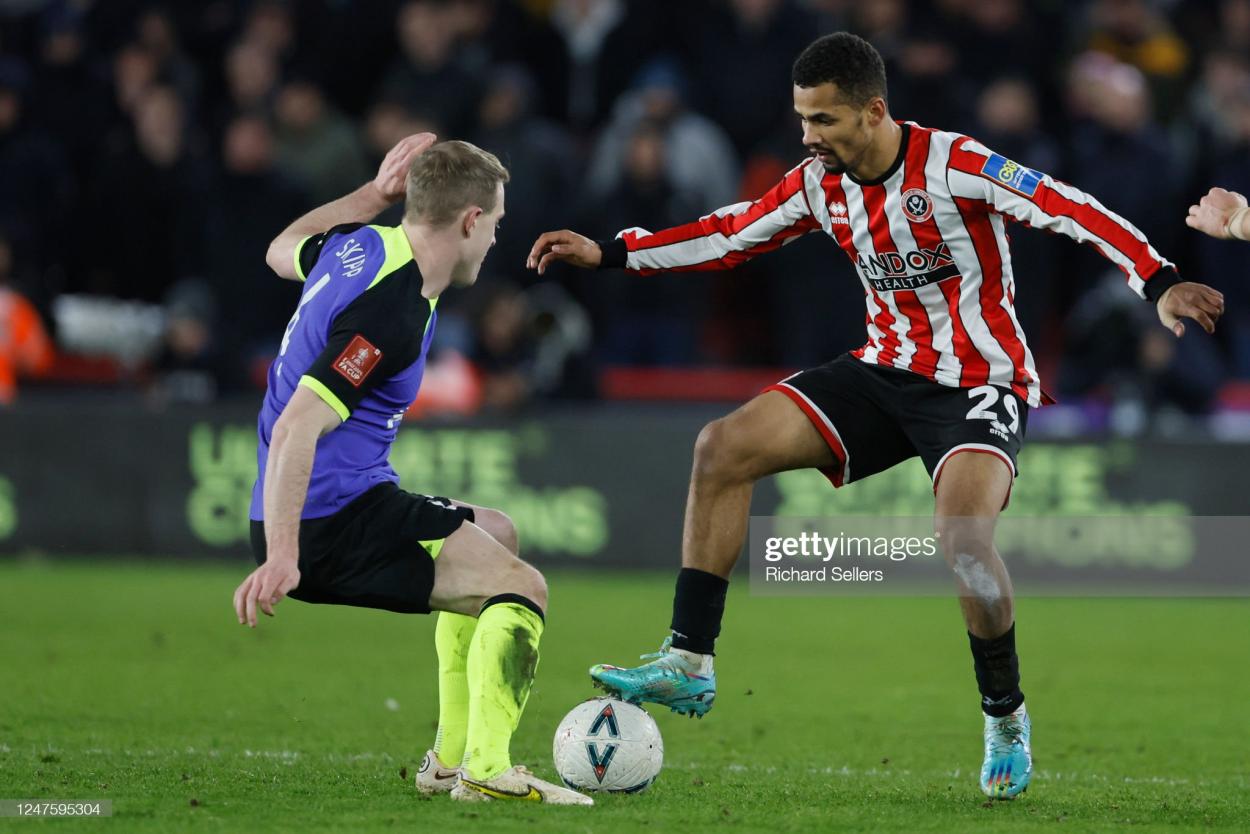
[2,560,1247,832]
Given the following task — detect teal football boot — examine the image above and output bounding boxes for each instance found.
[589,636,717,718]
[980,702,1032,799]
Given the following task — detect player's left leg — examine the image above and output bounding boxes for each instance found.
[934,452,1015,643]
[418,503,518,793]
[933,452,1031,799]
[426,518,590,805]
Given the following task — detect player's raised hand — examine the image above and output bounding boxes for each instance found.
[373,132,438,203]
[232,559,300,628]
[1157,282,1225,338]
[1185,187,1248,240]
[527,230,602,275]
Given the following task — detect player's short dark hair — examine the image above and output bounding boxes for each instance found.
[405,140,510,227]
[792,32,887,107]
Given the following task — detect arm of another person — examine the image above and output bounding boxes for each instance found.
[265,132,437,281]
[527,158,821,276]
[947,138,1224,338]
[232,386,339,627]
[1186,186,1250,242]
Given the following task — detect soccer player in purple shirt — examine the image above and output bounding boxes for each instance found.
[231,134,591,806]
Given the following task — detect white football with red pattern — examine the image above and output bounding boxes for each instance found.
[552,697,663,793]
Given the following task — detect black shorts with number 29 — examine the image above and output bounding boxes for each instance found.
[250,482,474,615]
[765,353,1028,495]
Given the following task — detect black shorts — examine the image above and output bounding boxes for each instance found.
[764,353,1028,494]
[250,482,474,615]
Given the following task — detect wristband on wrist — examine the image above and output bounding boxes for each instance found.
[1226,206,1250,241]
[596,238,627,269]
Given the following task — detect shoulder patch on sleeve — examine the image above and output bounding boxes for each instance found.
[980,153,1043,198]
[333,334,383,387]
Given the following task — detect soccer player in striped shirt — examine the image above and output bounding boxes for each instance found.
[233,135,590,805]
[528,32,1225,799]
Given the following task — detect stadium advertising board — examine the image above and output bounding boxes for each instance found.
[1,405,1248,593]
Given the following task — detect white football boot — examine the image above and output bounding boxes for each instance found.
[451,764,594,806]
[414,750,459,795]
[980,703,1032,799]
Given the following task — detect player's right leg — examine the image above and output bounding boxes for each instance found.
[591,387,842,715]
[427,520,591,806]
[592,355,916,715]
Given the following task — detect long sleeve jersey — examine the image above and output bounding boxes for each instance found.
[599,121,1181,407]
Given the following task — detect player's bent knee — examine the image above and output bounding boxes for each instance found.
[485,553,546,612]
[429,522,543,616]
[527,564,548,611]
[502,560,547,613]
[692,417,754,484]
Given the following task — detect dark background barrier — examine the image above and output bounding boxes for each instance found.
[3,403,1249,578]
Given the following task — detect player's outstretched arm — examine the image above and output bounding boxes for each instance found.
[527,230,602,275]
[949,140,1226,336]
[526,160,819,277]
[264,132,437,280]
[1186,187,1250,242]
[232,386,339,627]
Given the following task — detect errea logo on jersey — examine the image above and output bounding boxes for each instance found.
[334,238,367,277]
[829,201,849,225]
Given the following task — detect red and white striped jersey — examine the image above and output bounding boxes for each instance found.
[598,121,1181,407]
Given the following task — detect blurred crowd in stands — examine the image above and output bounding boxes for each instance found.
[1,0,1249,426]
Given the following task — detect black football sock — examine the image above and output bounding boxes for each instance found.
[669,567,729,656]
[968,623,1025,717]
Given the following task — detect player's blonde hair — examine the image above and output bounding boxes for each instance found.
[404,140,510,227]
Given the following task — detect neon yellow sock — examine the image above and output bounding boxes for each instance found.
[432,612,476,766]
[461,601,544,781]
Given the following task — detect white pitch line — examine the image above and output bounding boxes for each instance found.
[26,747,399,764]
[669,761,1243,787]
[7,747,1245,788]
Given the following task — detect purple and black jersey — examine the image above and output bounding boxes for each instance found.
[250,223,438,520]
